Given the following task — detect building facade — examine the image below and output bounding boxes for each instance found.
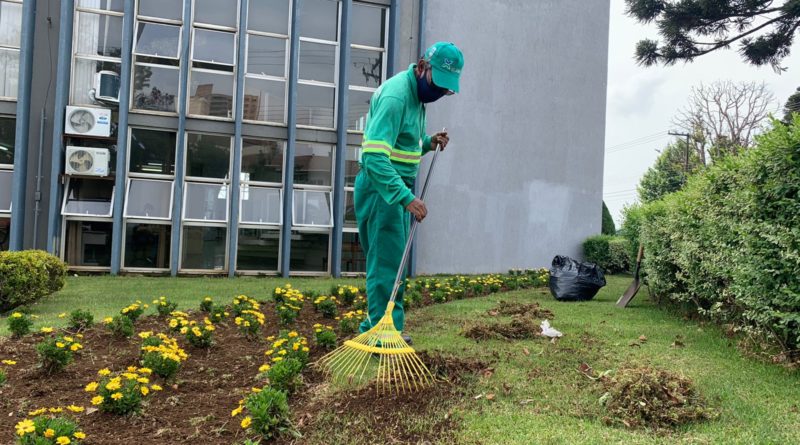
[1,0,610,277]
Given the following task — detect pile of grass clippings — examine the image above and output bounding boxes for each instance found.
[488,300,554,319]
[599,365,718,431]
[462,316,541,341]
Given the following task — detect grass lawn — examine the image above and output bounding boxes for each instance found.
[2,274,798,444]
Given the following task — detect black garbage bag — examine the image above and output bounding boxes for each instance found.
[548,255,606,301]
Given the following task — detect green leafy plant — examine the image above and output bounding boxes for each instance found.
[7,312,34,337]
[262,358,303,394]
[199,296,214,313]
[276,303,300,326]
[235,387,298,440]
[583,235,631,274]
[312,295,338,318]
[86,367,161,415]
[105,315,134,338]
[183,319,215,348]
[153,296,178,317]
[120,301,146,322]
[14,414,87,444]
[338,310,362,335]
[0,250,67,312]
[235,310,265,338]
[208,303,228,323]
[313,324,337,349]
[36,335,83,373]
[140,334,187,379]
[68,309,94,330]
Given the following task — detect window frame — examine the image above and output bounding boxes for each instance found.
[122,177,175,220]
[242,28,290,125]
[120,220,172,272]
[0,0,25,101]
[60,177,116,218]
[70,3,124,106]
[346,2,389,134]
[296,1,341,131]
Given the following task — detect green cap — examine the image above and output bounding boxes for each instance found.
[424,42,464,93]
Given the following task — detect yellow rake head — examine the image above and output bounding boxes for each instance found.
[317,302,435,394]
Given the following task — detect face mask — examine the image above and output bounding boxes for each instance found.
[417,69,447,103]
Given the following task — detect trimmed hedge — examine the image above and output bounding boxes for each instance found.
[583,235,630,274]
[635,117,800,352]
[0,250,67,311]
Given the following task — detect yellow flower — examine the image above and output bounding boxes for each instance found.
[15,419,35,436]
[288,331,298,338]
[102,317,113,324]
[137,377,149,384]
[11,312,23,319]
[105,380,121,391]
[138,367,152,375]
[28,408,48,416]
[98,368,112,376]
[41,327,54,333]
[1,359,16,365]
[56,342,65,348]
[127,366,138,372]
[258,364,271,373]
[302,347,310,352]
[231,405,243,417]
[67,405,84,413]
[111,392,123,401]
[91,396,104,405]
[150,384,163,391]
[70,343,82,352]
[272,356,283,362]
[49,407,63,413]
[74,432,86,439]
[58,313,67,318]
[44,428,56,438]
[140,386,150,396]
[56,436,71,445]
[63,336,74,342]
[251,387,262,393]
[241,416,252,428]
[84,382,99,392]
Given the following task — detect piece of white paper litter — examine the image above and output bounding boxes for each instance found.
[540,319,563,338]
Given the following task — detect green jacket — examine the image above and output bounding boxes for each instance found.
[360,64,433,207]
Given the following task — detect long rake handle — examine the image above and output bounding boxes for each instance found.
[387,128,446,305]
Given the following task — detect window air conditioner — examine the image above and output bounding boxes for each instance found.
[95,70,121,103]
[65,146,110,177]
[65,106,112,137]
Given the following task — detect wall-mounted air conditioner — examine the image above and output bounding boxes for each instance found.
[65,146,110,177]
[95,70,120,103]
[65,106,112,137]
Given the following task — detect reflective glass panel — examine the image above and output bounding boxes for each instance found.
[183,182,228,222]
[124,223,171,269]
[299,0,338,41]
[77,0,125,12]
[243,77,285,123]
[344,189,356,228]
[138,0,182,21]
[0,116,15,165]
[181,226,227,270]
[189,70,234,118]
[125,179,172,219]
[193,29,235,65]
[64,221,112,267]
[349,48,382,88]
[299,40,335,83]
[132,64,179,112]
[293,142,332,186]
[247,35,285,77]
[186,133,231,178]
[247,0,289,34]
[296,83,334,128]
[344,146,360,187]
[71,59,120,106]
[75,12,123,58]
[347,88,372,131]
[0,218,8,251]
[351,3,385,48]
[240,186,281,224]
[194,0,238,28]
[62,178,114,217]
[0,170,11,212]
[0,1,22,47]
[129,128,176,175]
[237,228,279,271]
[0,49,19,98]
[289,231,329,272]
[341,231,365,273]
[293,190,331,226]
[241,138,283,183]
[135,22,180,58]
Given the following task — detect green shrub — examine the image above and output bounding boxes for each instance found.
[68,309,94,330]
[235,310,265,338]
[86,367,159,415]
[140,334,187,379]
[312,295,338,318]
[36,335,83,373]
[7,312,34,337]
[105,315,134,338]
[338,310,361,334]
[208,303,228,323]
[183,320,215,348]
[313,324,337,349]
[120,301,145,322]
[238,387,298,439]
[583,235,631,274]
[153,296,178,317]
[637,117,800,352]
[199,297,214,313]
[263,358,303,394]
[14,414,87,444]
[602,201,616,235]
[620,203,646,268]
[0,250,67,311]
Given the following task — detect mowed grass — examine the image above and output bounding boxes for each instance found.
[0,275,363,335]
[407,276,800,444]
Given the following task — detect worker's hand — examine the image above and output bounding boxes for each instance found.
[430,132,449,151]
[405,198,428,222]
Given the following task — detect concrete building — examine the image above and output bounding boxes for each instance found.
[1,0,609,277]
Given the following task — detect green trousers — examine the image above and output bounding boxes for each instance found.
[355,171,411,334]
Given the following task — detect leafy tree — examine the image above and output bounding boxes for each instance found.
[626,0,800,71]
[784,86,800,123]
[637,139,703,203]
[602,201,616,235]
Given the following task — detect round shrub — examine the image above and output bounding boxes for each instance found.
[0,250,67,311]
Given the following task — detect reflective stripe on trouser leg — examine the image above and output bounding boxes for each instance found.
[355,171,409,334]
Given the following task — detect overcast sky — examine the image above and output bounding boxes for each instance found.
[604,1,800,224]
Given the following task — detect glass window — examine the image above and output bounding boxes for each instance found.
[241,186,280,224]
[299,0,338,42]
[0,116,16,165]
[248,0,289,35]
[299,41,336,83]
[124,179,173,219]
[71,59,120,105]
[135,22,180,58]
[61,178,114,217]
[132,64,179,113]
[64,221,112,267]
[344,190,356,227]
[77,0,125,12]
[0,218,8,251]
[75,12,123,58]
[341,231,365,273]
[243,77,285,123]
[349,48,382,88]
[0,169,11,212]
[293,190,332,227]
[351,3,385,48]
[194,0,238,28]
[181,226,226,270]
[247,35,285,77]
[347,89,372,131]
[296,83,334,128]
[0,49,19,98]
[344,146,360,187]
[139,0,182,21]
[0,1,22,47]
[193,29,235,65]
[189,70,234,118]
[129,128,176,175]
[183,182,228,222]
[290,231,329,272]
[294,143,332,186]
[241,138,283,183]
[186,133,231,178]
[124,223,171,269]
[237,228,279,271]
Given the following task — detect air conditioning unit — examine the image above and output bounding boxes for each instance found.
[65,146,110,176]
[95,70,120,103]
[65,106,111,137]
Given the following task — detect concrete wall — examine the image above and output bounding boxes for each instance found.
[416,0,610,274]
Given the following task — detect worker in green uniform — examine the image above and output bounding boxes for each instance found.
[356,42,465,343]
